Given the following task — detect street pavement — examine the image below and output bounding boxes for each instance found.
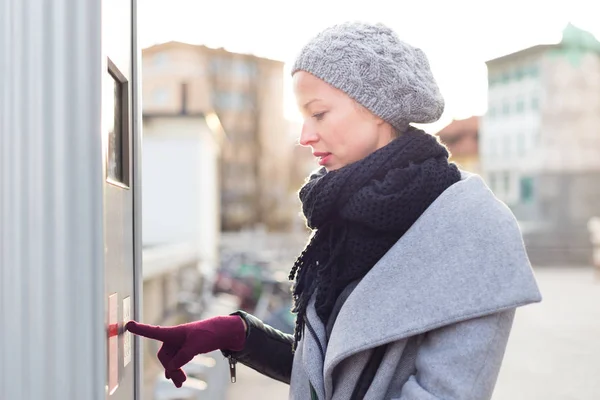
[226,266,600,400]
[493,266,600,400]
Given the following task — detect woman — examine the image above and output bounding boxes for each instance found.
[127,21,542,399]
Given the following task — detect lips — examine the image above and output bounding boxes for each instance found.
[313,152,332,166]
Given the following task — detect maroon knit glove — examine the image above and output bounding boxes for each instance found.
[126,316,246,388]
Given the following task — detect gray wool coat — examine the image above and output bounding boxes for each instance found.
[289,172,542,399]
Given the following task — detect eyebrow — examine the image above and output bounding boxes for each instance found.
[302,98,322,109]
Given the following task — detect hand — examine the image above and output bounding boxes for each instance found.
[126,315,246,387]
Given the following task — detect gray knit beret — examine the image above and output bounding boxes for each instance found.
[292,21,444,130]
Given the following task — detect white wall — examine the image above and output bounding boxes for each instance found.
[142,116,221,273]
[540,51,600,172]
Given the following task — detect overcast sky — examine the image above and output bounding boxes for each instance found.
[138,0,599,132]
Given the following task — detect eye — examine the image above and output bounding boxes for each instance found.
[312,111,327,121]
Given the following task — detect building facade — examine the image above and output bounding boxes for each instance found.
[435,116,480,175]
[141,42,292,231]
[480,23,600,264]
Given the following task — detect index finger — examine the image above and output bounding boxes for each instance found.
[126,320,180,343]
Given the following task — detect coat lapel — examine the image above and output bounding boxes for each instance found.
[323,172,542,392]
[301,295,327,400]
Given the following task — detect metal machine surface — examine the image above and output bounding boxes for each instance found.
[103,0,142,398]
[0,0,142,399]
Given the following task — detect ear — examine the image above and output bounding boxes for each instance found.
[372,114,385,126]
[353,100,385,126]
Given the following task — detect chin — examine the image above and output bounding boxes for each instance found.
[325,163,343,172]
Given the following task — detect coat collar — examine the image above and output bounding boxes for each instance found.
[301,295,327,400]
[319,172,542,390]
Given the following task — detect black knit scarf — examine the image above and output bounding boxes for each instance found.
[288,126,461,350]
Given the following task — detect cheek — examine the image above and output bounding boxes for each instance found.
[320,110,379,165]
[333,119,377,159]
[319,116,346,148]
[348,133,378,159]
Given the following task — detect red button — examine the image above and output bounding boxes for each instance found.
[108,323,119,338]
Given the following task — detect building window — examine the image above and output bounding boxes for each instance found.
[227,93,240,109]
[520,176,534,203]
[503,172,511,194]
[502,101,510,115]
[233,60,257,78]
[488,74,500,88]
[534,127,541,145]
[488,105,496,118]
[153,53,168,69]
[489,172,497,192]
[504,135,511,158]
[531,95,540,111]
[489,137,496,159]
[527,65,540,78]
[517,132,526,157]
[211,91,252,110]
[516,97,525,113]
[211,57,230,74]
[501,72,510,84]
[514,67,525,81]
[152,88,169,106]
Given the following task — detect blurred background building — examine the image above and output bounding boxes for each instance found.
[142,42,295,232]
[139,42,311,398]
[435,115,480,174]
[480,23,600,265]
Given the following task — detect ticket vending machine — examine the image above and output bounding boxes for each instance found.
[0,0,142,398]
[102,0,141,398]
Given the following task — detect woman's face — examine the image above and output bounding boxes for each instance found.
[293,71,395,171]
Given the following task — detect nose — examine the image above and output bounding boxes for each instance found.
[299,122,318,147]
